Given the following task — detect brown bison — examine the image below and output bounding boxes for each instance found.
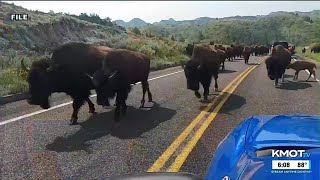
[214,44,226,52]
[250,46,255,56]
[216,49,227,71]
[183,45,220,100]
[233,45,244,58]
[186,43,195,56]
[22,42,113,125]
[287,60,317,81]
[310,44,320,53]
[210,45,226,70]
[242,47,251,64]
[265,45,292,86]
[226,46,234,61]
[90,49,153,121]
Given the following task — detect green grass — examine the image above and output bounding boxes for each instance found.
[0,53,50,96]
[296,46,320,63]
[0,69,29,96]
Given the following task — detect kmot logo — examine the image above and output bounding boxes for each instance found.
[272,150,311,158]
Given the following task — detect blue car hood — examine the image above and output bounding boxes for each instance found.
[206,114,320,180]
[246,114,320,149]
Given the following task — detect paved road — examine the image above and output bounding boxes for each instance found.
[0,56,319,179]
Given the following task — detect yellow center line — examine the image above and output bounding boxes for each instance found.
[147,58,264,172]
[167,59,263,172]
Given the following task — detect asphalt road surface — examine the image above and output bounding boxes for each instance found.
[0,55,319,179]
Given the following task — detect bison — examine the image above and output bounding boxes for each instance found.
[226,46,234,61]
[22,42,113,125]
[310,44,320,53]
[242,47,251,64]
[183,45,220,100]
[186,43,194,56]
[89,49,153,122]
[265,45,292,86]
[216,49,227,71]
[287,60,317,81]
[211,45,226,71]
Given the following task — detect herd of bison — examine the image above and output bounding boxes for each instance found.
[20,42,317,125]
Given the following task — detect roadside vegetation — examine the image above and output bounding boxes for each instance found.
[296,46,320,63]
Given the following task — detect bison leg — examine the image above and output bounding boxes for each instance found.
[70,99,84,125]
[86,98,96,114]
[120,89,130,116]
[312,69,316,80]
[194,91,201,99]
[114,86,130,121]
[281,74,285,82]
[213,74,218,92]
[146,82,153,102]
[140,81,152,107]
[114,105,121,122]
[114,93,122,122]
[140,81,147,108]
[274,78,279,86]
[221,61,225,71]
[202,83,210,101]
[294,71,299,80]
[306,69,315,81]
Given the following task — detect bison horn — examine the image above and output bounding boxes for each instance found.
[108,70,118,80]
[197,65,201,70]
[86,74,94,80]
[86,74,99,87]
[21,58,30,72]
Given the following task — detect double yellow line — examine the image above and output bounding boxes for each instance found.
[148,58,264,172]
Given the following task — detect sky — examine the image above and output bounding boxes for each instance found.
[4,1,320,23]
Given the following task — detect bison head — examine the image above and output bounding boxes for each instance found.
[265,57,283,80]
[184,60,200,91]
[22,58,53,109]
[90,69,117,106]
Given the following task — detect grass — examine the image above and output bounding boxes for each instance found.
[296,46,320,63]
[0,69,29,96]
[0,53,50,96]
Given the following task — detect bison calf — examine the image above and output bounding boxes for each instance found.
[287,60,317,81]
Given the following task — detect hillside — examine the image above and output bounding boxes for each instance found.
[114,10,320,28]
[113,18,150,28]
[141,11,320,46]
[0,2,129,53]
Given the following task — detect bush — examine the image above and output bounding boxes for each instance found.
[0,69,28,96]
[126,37,188,71]
[132,27,141,35]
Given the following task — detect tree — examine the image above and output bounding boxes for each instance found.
[178,36,185,42]
[171,35,175,41]
[132,27,141,35]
